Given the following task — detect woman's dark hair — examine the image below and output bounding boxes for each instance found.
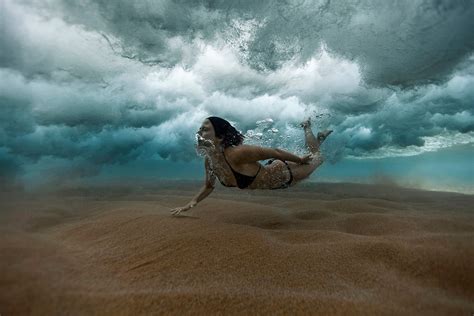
[206,116,245,148]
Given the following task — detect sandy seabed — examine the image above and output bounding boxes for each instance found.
[1,181,473,315]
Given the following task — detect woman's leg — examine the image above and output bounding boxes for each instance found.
[302,118,330,154]
[287,118,332,184]
[302,118,320,153]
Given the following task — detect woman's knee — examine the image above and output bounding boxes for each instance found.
[289,165,313,182]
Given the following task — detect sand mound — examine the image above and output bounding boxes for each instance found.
[1,183,473,315]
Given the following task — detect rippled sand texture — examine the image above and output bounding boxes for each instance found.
[1,182,473,315]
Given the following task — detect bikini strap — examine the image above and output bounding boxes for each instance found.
[222,150,235,172]
[224,150,261,177]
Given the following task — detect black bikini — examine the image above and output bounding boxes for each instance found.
[219,151,262,189]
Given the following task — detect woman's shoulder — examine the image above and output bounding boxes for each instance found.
[226,144,265,164]
[224,145,242,161]
[227,144,260,152]
[225,144,250,154]
[229,144,270,153]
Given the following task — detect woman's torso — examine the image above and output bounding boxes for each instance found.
[207,147,290,190]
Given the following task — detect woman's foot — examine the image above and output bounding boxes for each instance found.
[317,129,333,142]
[300,117,311,129]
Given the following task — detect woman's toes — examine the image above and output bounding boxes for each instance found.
[317,129,333,141]
[300,117,311,128]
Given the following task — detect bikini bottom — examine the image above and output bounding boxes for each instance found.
[265,159,294,189]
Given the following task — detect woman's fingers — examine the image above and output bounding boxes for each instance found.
[170,205,190,216]
[300,154,313,164]
[170,207,182,215]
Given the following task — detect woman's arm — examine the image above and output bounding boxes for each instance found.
[274,148,304,163]
[192,185,214,204]
[233,145,303,164]
[170,157,216,216]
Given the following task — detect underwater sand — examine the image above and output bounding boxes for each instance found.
[1,182,473,315]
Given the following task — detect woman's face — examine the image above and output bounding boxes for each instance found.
[197,119,221,147]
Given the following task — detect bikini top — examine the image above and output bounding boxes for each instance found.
[218,150,262,189]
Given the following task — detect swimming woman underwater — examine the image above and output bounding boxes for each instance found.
[170,116,332,216]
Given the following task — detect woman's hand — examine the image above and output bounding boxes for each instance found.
[170,200,197,216]
[299,153,314,164]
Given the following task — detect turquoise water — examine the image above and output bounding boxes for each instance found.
[2,1,473,194]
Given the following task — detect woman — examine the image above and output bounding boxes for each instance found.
[170,116,332,216]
